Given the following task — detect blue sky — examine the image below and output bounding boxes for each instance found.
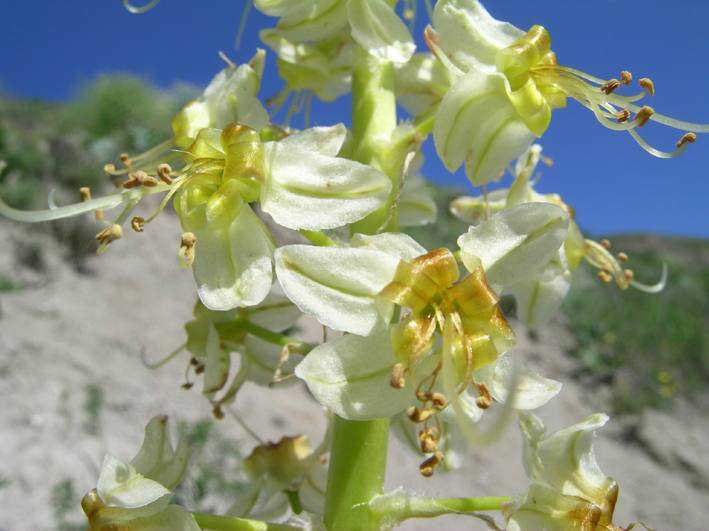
[1,1,708,238]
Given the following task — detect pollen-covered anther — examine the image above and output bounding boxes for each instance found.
[620,71,633,86]
[419,451,444,478]
[633,106,655,128]
[430,392,447,410]
[103,164,116,175]
[178,232,196,268]
[181,382,194,390]
[113,178,123,188]
[419,427,440,454]
[95,224,123,246]
[600,79,621,95]
[131,216,145,233]
[617,252,628,263]
[80,187,92,202]
[390,363,406,389]
[212,405,225,420]
[598,271,613,283]
[616,109,631,123]
[123,170,159,189]
[639,78,655,96]
[475,382,492,409]
[601,239,611,249]
[119,153,132,169]
[407,405,434,423]
[676,133,697,148]
[624,269,635,282]
[157,163,173,184]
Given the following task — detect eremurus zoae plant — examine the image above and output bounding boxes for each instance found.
[2,0,703,529]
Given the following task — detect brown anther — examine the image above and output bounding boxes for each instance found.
[195,364,205,374]
[95,224,123,246]
[639,78,655,96]
[430,392,447,410]
[113,178,123,188]
[103,164,116,175]
[119,153,132,168]
[419,451,444,477]
[190,357,200,366]
[624,269,635,282]
[598,271,613,283]
[475,382,492,409]
[419,428,439,454]
[406,406,434,423]
[123,170,159,189]
[390,363,406,389]
[181,382,194,390]
[600,79,621,95]
[632,106,655,127]
[131,216,145,233]
[179,232,197,267]
[212,406,225,420]
[318,455,328,465]
[676,133,697,148]
[416,390,428,401]
[617,252,628,263]
[80,187,92,202]
[616,109,631,123]
[620,71,633,86]
[157,163,173,184]
[601,239,611,249]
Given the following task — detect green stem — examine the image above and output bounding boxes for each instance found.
[349,44,399,236]
[324,416,390,531]
[299,229,336,247]
[373,496,512,523]
[191,512,299,531]
[237,320,307,350]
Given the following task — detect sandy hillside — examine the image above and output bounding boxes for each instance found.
[0,210,708,531]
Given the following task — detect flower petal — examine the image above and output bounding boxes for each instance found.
[294,329,416,420]
[350,232,427,261]
[261,139,392,230]
[129,416,189,491]
[273,0,349,42]
[193,204,275,311]
[457,203,569,293]
[347,0,416,63]
[474,354,562,410]
[275,245,399,335]
[512,270,572,328]
[433,69,535,186]
[432,0,524,74]
[97,454,172,512]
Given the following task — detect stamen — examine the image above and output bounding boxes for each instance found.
[131,216,145,233]
[600,79,621,95]
[638,78,655,96]
[676,133,697,148]
[96,224,123,246]
[474,382,492,409]
[598,271,613,283]
[113,179,123,188]
[270,343,298,387]
[123,170,159,189]
[624,269,634,282]
[103,164,116,175]
[218,51,236,70]
[419,426,439,454]
[407,406,435,423]
[80,187,104,220]
[419,450,444,477]
[212,405,225,420]
[390,363,406,389]
[430,392,447,410]
[601,239,611,249]
[120,153,132,169]
[620,71,633,86]
[178,232,196,268]
[616,110,631,123]
[123,0,161,13]
[633,106,655,127]
[156,163,173,184]
[617,252,628,263]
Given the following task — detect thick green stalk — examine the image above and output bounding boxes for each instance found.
[349,44,399,236]
[323,415,391,531]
